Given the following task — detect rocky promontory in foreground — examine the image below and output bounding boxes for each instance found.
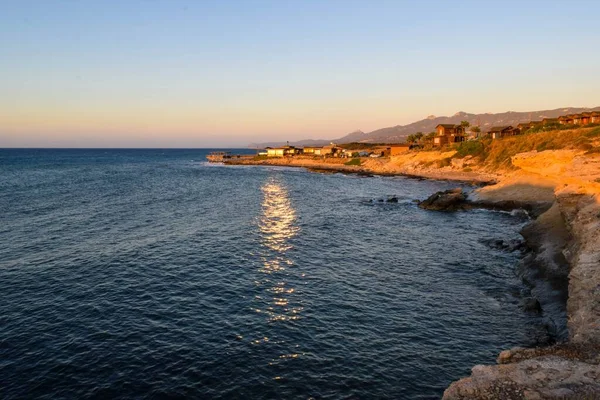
[230,127,600,398]
[440,140,600,398]
[420,187,600,399]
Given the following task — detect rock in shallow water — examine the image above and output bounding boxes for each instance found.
[521,297,543,313]
[418,188,467,211]
[480,238,527,253]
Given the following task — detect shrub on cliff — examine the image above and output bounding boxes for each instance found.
[344,158,361,166]
[454,141,486,159]
[584,125,600,138]
[484,126,600,168]
[416,126,600,171]
[437,157,452,168]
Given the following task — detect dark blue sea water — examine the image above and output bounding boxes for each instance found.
[0,149,546,399]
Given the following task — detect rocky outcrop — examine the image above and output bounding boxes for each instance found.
[517,202,570,341]
[557,193,600,346]
[444,193,600,399]
[418,189,552,217]
[443,355,600,399]
[418,188,467,211]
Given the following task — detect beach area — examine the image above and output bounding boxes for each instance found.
[225,143,600,398]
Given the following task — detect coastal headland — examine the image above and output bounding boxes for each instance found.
[225,127,600,397]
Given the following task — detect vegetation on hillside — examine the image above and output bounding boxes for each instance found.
[407,132,424,143]
[448,126,600,169]
[344,158,362,166]
[523,122,599,135]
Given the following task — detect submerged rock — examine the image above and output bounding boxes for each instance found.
[418,188,467,211]
[480,238,527,253]
[521,297,543,313]
[387,197,399,203]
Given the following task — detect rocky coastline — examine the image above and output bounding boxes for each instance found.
[226,151,600,398]
[224,154,500,184]
[442,192,600,399]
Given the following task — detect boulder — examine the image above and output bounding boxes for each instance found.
[521,297,543,313]
[418,188,467,211]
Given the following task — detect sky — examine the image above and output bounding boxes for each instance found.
[1,0,599,148]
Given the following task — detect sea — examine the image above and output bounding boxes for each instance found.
[0,149,548,399]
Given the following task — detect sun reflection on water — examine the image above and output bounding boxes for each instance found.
[259,178,299,256]
[254,176,302,323]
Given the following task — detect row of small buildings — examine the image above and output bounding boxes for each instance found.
[520,111,600,129]
[262,144,339,157]
[261,143,411,158]
[433,111,600,146]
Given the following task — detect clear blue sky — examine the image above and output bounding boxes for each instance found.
[1,0,599,147]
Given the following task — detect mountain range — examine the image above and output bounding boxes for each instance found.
[248,106,600,148]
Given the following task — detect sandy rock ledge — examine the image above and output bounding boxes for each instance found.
[443,355,599,399]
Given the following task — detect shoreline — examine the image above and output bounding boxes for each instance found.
[444,191,600,399]
[224,154,600,397]
[224,156,499,185]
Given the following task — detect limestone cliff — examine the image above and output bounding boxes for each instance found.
[443,151,600,399]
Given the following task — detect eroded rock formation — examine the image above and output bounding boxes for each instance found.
[443,193,600,399]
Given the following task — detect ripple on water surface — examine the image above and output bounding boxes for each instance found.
[0,149,545,399]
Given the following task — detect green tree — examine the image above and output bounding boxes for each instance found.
[470,126,481,133]
[422,132,436,145]
[407,134,416,143]
[460,120,470,129]
[415,132,424,141]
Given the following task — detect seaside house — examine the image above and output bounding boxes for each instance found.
[387,145,411,156]
[321,144,342,156]
[341,149,357,158]
[265,147,283,157]
[540,111,600,126]
[488,126,519,140]
[559,115,574,125]
[517,122,534,132]
[303,146,323,155]
[266,145,300,157]
[560,112,600,125]
[580,112,592,125]
[542,118,559,125]
[433,124,465,146]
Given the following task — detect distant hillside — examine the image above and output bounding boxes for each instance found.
[334,107,600,144]
[249,106,600,147]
